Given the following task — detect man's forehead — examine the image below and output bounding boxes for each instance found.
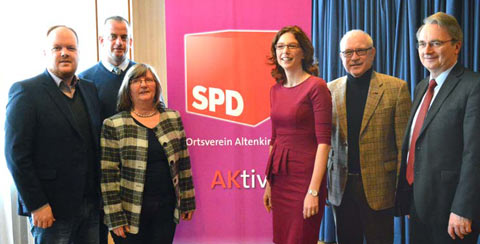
[343,36,369,48]
[418,24,450,38]
[47,28,78,45]
[105,20,129,32]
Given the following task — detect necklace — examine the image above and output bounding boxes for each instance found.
[132,109,158,118]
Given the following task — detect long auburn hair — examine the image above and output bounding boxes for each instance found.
[268,26,318,84]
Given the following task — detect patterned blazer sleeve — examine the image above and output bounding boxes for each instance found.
[100,118,128,229]
[174,111,196,212]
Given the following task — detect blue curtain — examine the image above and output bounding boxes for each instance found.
[312,0,480,243]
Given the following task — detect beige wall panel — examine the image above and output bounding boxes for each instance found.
[131,0,168,104]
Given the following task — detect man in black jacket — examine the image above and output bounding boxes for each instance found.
[5,25,102,244]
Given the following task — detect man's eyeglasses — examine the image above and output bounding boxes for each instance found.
[340,47,373,58]
[416,39,456,49]
[275,43,300,50]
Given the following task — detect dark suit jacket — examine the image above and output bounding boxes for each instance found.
[395,64,480,227]
[5,70,102,218]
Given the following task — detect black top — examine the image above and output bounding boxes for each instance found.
[346,68,373,174]
[63,89,98,200]
[132,118,175,204]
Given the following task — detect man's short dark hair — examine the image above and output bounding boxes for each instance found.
[104,16,130,26]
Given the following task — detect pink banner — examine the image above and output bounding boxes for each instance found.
[165,1,311,243]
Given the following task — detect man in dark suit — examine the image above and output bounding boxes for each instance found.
[395,12,480,243]
[5,25,102,243]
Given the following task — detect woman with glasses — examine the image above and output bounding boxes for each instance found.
[100,63,195,244]
[263,26,332,244]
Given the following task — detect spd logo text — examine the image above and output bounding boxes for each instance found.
[185,30,276,127]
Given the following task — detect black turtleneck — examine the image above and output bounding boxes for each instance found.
[346,68,373,174]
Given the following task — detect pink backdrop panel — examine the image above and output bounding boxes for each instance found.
[165,0,311,243]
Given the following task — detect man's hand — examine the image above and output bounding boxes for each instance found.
[448,212,472,240]
[113,225,130,238]
[32,204,55,229]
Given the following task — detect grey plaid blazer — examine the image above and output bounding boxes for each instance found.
[100,110,195,234]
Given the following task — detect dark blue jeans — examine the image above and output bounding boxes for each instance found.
[99,211,108,244]
[29,198,99,244]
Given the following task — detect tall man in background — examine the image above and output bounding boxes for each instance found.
[328,30,411,243]
[79,16,136,120]
[395,12,480,243]
[5,25,102,243]
[79,16,135,243]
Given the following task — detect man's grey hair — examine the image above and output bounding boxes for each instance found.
[416,12,463,43]
[340,29,374,50]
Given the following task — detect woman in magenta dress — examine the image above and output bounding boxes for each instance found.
[263,26,332,244]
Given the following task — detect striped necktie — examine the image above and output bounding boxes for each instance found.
[112,67,122,75]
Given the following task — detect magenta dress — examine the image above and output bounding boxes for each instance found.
[266,76,332,244]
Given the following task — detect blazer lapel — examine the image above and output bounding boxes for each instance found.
[77,81,101,147]
[419,64,464,136]
[360,72,384,137]
[41,70,82,137]
[334,77,348,142]
[411,80,429,119]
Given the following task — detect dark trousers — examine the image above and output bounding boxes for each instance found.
[111,196,176,244]
[332,174,394,244]
[409,196,479,244]
[99,211,108,244]
[29,198,99,244]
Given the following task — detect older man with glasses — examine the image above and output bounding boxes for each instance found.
[395,12,480,244]
[327,29,412,244]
